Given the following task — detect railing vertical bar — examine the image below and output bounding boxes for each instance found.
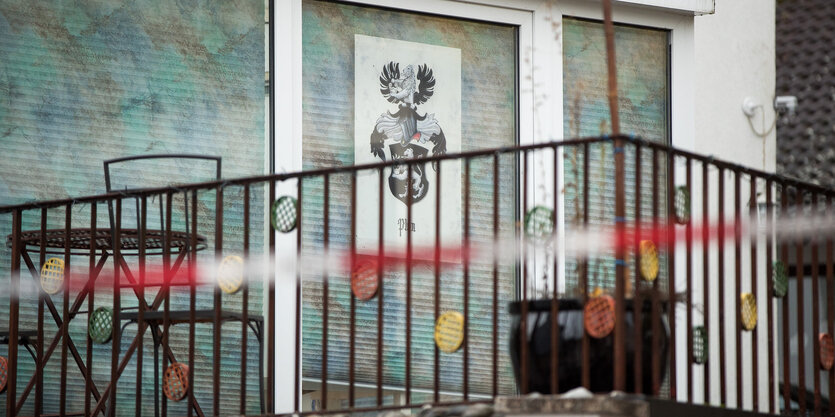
[492,154,500,397]
[188,190,198,417]
[268,180,276,414]
[377,168,385,406]
[734,171,742,408]
[582,143,591,390]
[717,168,726,406]
[110,199,122,417]
[241,184,251,415]
[811,192,822,417]
[137,196,147,417]
[406,163,413,403]
[213,187,223,416]
[294,179,303,412]
[164,192,173,417]
[7,210,21,417]
[349,173,357,407]
[463,158,471,399]
[686,157,693,404]
[702,161,710,405]
[633,143,643,394]
[796,187,807,414]
[60,203,71,417]
[613,145,627,393]
[765,179,775,414]
[781,183,790,411]
[667,151,677,400]
[322,175,330,410]
[38,208,47,417]
[749,176,758,412]
[434,162,442,402]
[520,150,529,394]
[86,203,96,414]
[827,193,835,409]
[651,147,661,394]
[551,145,560,394]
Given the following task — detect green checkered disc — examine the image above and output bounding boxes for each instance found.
[524,205,554,239]
[271,196,298,233]
[773,260,788,298]
[674,186,690,224]
[88,307,113,344]
[693,325,708,365]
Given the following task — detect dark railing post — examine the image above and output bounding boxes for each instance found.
[749,175,759,412]
[810,192,822,416]
[781,183,790,411]
[667,151,677,400]
[110,198,122,417]
[7,210,22,417]
[827,194,835,412]
[37,208,47,417]
[60,203,71,416]
[717,168,726,406]
[701,161,710,405]
[603,0,626,392]
[685,157,693,404]
[796,188,806,414]
[734,171,742,408]
[765,179,775,414]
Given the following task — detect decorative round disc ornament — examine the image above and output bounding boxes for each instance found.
[820,333,835,371]
[217,255,244,294]
[524,205,555,240]
[271,196,298,233]
[40,257,65,295]
[434,311,465,353]
[773,261,788,298]
[741,293,757,331]
[351,260,379,301]
[584,295,615,339]
[674,186,691,224]
[693,325,708,365]
[88,307,113,344]
[0,356,7,394]
[163,362,190,402]
[639,240,659,282]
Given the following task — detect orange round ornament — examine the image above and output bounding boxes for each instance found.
[163,362,189,402]
[820,333,835,371]
[351,260,379,301]
[584,295,616,339]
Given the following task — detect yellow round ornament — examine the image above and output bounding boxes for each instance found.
[741,292,757,331]
[639,240,659,282]
[434,311,465,353]
[40,257,65,295]
[217,255,244,295]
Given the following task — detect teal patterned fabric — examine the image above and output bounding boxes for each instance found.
[0,1,265,415]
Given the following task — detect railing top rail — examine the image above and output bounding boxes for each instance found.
[1,135,830,214]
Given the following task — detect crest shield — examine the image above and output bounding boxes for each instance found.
[388,143,429,204]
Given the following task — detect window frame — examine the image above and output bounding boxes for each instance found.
[272,0,696,409]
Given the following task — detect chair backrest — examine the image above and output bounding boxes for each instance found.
[103,154,221,241]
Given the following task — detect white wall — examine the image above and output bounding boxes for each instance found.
[694,0,776,172]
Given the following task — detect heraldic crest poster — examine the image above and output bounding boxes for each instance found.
[354,34,462,254]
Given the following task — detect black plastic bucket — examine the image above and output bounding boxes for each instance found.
[508,298,669,395]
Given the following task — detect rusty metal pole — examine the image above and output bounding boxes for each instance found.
[603,0,626,392]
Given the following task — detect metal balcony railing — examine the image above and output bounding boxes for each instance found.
[1,135,834,416]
